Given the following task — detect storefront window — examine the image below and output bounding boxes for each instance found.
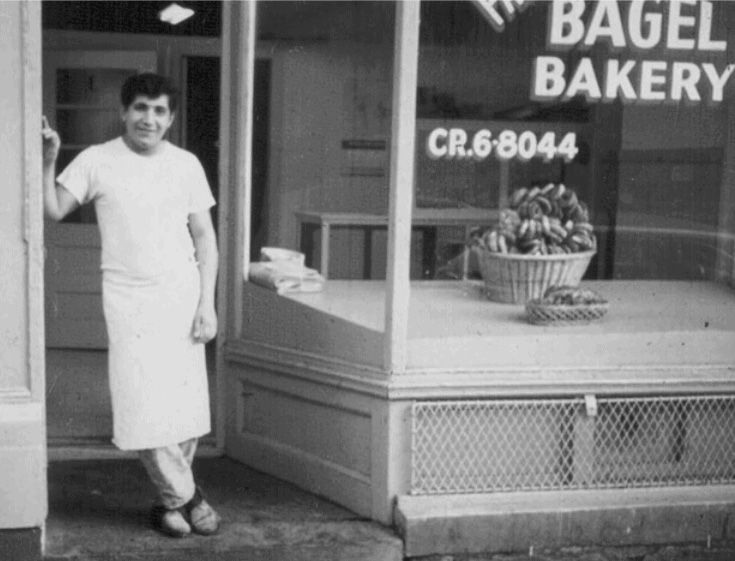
[416,0,735,286]
[254,2,394,281]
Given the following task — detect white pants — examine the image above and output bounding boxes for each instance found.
[138,438,198,509]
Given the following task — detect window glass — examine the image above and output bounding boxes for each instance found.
[416,0,735,285]
[257,2,395,280]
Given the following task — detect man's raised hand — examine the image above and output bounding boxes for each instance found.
[42,115,60,166]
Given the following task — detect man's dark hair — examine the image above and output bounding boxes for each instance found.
[120,72,179,112]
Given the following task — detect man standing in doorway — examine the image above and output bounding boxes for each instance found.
[41,73,221,538]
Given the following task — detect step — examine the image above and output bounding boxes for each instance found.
[396,485,735,557]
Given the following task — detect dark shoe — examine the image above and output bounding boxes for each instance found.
[151,504,191,538]
[184,486,221,535]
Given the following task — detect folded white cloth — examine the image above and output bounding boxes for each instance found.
[248,261,325,294]
[260,247,305,266]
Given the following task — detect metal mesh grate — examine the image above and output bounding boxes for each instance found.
[410,395,735,495]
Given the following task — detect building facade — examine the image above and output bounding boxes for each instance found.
[2,1,735,558]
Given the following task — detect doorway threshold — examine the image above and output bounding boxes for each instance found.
[47,436,222,461]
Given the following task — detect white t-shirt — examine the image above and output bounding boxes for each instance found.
[57,137,215,278]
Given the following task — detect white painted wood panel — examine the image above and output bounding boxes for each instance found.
[239,381,372,476]
[384,0,421,374]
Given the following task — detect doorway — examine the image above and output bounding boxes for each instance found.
[42,2,274,457]
[42,2,224,456]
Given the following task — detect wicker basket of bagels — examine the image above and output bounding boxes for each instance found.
[469,183,597,305]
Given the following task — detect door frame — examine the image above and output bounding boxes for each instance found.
[0,0,46,540]
[26,0,261,546]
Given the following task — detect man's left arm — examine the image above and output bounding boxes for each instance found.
[189,210,219,343]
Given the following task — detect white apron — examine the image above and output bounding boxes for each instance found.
[103,262,211,450]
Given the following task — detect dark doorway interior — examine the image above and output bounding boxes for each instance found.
[184,56,222,403]
[185,56,221,229]
[184,56,271,260]
[42,1,221,37]
[251,59,271,260]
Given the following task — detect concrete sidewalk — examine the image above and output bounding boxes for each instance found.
[44,457,402,561]
[44,457,735,561]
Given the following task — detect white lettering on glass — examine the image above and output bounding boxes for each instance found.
[703,63,735,102]
[426,128,448,159]
[666,0,697,50]
[628,0,663,50]
[531,56,734,103]
[426,128,579,163]
[547,0,727,52]
[604,60,637,101]
[670,62,702,101]
[472,0,732,105]
[448,129,468,158]
[548,0,585,46]
[564,58,603,99]
[472,0,534,32]
[583,0,627,48]
[532,56,567,98]
[639,60,668,100]
[698,0,726,51]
